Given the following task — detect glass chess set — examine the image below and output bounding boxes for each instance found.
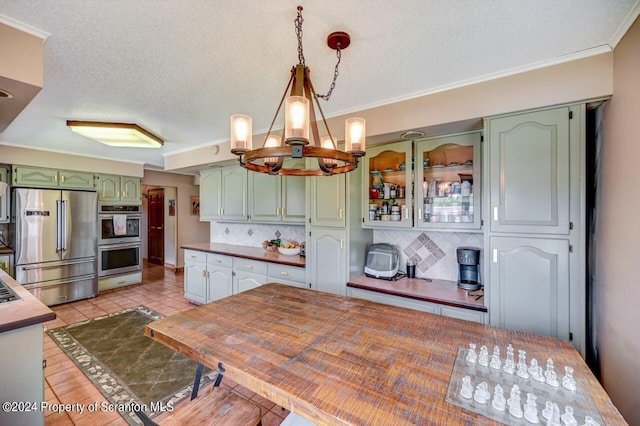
[445,343,604,425]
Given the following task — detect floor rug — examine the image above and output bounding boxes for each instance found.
[47,306,216,425]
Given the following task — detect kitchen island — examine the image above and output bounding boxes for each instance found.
[0,269,56,426]
[147,283,625,425]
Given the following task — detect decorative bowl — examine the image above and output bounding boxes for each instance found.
[278,247,301,256]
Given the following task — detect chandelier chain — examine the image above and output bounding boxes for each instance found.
[295,6,341,101]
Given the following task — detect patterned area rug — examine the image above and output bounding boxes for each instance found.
[47,306,215,425]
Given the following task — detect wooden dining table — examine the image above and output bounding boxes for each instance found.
[145,283,626,425]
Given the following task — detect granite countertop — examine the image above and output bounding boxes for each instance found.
[181,242,306,268]
[0,269,56,334]
[347,274,487,312]
[0,246,14,255]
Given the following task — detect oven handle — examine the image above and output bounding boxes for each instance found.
[21,258,95,271]
[99,242,142,250]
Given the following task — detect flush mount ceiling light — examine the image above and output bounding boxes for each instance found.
[230,6,366,176]
[66,120,164,148]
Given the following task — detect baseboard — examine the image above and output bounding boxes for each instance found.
[163,263,183,273]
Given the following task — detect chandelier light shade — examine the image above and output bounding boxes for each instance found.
[66,120,163,148]
[230,6,366,176]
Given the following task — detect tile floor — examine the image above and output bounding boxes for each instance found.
[43,261,289,425]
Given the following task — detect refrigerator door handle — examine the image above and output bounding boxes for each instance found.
[56,199,62,252]
[61,200,68,251]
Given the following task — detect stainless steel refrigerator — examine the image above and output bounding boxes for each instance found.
[13,188,98,306]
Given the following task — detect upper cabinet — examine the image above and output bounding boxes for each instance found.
[0,165,10,223]
[13,166,95,190]
[199,167,247,222]
[362,141,413,228]
[96,174,141,204]
[309,173,346,228]
[486,107,570,235]
[415,132,482,230]
[248,159,305,224]
[362,131,482,231]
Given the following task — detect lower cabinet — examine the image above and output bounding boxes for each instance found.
[348,287,487,324]
[489,236,570,340]
[184,249,306,302]
[233,258,267,293]
[308,228,346,295]
[0,253,13,277]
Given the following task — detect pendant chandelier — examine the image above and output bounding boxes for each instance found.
[230,6,366,176]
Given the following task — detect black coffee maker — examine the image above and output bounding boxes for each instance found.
[456,247,481,290]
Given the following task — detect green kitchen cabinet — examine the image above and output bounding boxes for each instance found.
[96,174,141,204]
[308,228,346,295]
[207,254,233,302]
[487,107,570,235]
[309,172,345,228]
[0,253,13,277]
[184,257,207,304]
[248,159,305,224]
[13,166,95,190]
[489,236,570,339]
[183,250,233,303]
[199,167,247,221]
[233,257,267,293]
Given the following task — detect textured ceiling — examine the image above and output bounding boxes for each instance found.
[0,0,638,170]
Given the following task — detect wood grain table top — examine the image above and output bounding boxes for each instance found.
[146,284,625,425]
[181,242,306,268]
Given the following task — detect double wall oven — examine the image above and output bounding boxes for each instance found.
[98,204,142,278]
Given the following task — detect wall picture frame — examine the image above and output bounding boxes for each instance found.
[191,196,200,216]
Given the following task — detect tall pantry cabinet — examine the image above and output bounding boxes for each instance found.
[484,104,585,355]
[306,166,372,295]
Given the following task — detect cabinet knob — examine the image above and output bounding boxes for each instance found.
[493,206,499,221]
[245,265,253,269]
[215,259,222,263]
[280,271,289,276]
[492,249,498,263]
[339,208,344,219]
[191,255,197,259]
[418,208,422,220]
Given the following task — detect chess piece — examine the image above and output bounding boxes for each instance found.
[545,358,556,379]
[460,375,473,399]
[517,349,527,370]
[548,403,562,426]
[546,358,560,386]
[490,345,502,369]
[491,384,506,412]
[466,343,478,363]
[473,381,489,404]
[528,358,539,375]
[542,401,554,420]
[517,362,530,379]
[533,365,546,383]
[503,344,516,374]
[507,385,523,418]
[478,345,489,367]
[582,416,601,426]
[561,406,578,426]
[562,366,577,391]
[524,393,539,424]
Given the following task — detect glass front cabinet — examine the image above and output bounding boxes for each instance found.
[363,131,482,231]
[362,141,413,228]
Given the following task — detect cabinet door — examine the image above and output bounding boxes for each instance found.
[488,107,570,234]
[362,141,413,228]
[234,270,267,293]
[249,173,281,222]
[489,236,570,340]
[309,228,346,295]
[415,132,481,230]
[13,166,59,188]
[309,174,345,227]
[0,166,9,223]
[281,159,306,223]
[207,267,233,302]
[0,254,12,276]
[220,168,247,221]
[59,170,95,190]
[184,261,207,303]
[199,169,222,220]
[97,174,121,202]
[120,177,141,204]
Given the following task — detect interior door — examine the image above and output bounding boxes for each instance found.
[147,188,164,265]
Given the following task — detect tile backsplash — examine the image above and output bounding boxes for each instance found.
[210,222,305,247]
[373,230,483,282]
